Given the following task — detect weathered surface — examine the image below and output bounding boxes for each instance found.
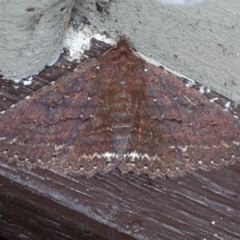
[71,0,240,104]
[0,0,74,79]
[1,161,240,240]
[0,39,239,179]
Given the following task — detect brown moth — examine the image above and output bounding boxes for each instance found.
[0,37,239,179]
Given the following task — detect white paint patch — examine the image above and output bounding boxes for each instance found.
[64,26,115,61]
[23,78,32,85]
[199,85,205,94]
[210,97,219,103]
[186,79,196,87]
[12,79,22,84]
[199,85,211,94]
[64,26,199,95]
[225,101,230,109]
[0,137,6,141]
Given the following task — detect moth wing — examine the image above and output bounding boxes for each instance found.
[0,60,100,170]
[144,64,240,177]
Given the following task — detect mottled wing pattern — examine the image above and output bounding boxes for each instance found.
[0,59,103,173]
[143,66,240,177]
[0,38,239,179]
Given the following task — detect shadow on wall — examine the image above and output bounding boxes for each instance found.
[0,236,8,240]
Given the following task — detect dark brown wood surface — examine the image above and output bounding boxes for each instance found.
[0,40,240,240]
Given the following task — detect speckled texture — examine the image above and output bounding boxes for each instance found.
[0,0,74,80]
[0,39,239,180]
[71,0,240,104]
[1,36,240,240]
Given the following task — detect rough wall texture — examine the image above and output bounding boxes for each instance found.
[71,0,240,104]
[0,0,74,80]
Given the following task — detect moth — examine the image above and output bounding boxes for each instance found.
[0,37,239,179]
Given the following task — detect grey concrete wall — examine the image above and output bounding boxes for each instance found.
[0,0,74,80]
[71,0,240,104]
